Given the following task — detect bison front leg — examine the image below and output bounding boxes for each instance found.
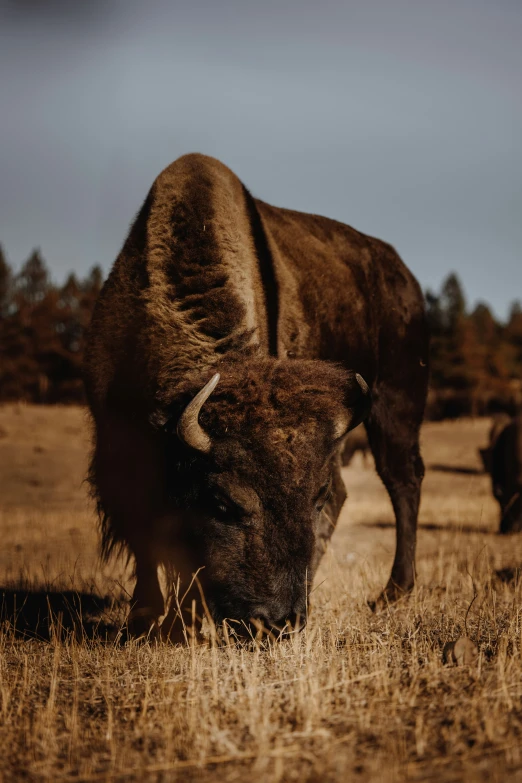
[312,459,347,573]
[128,557,164,639]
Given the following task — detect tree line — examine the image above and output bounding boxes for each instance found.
[0,246,102,403]
[0,246,521,416]
[426,274,522,418]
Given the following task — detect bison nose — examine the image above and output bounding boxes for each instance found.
[250,611,271,630]
[249,610,306,636]
[272,611,307,634]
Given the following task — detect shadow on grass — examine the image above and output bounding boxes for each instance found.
[428,463,484,476]
[362,520,496,535]
[0,587,124,641]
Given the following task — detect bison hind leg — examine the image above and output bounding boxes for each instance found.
[366,376,428,609]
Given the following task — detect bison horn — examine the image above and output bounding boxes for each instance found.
[177,373,220,453]
[355,373,369,395]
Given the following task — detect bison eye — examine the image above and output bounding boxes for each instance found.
[215,500,230,516]
[316,478,333,511]
[210,493,247,524]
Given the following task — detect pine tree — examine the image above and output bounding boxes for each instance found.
[83,265,104,296]
[505,299,522,382]
[437,274,469,391]
[6,249,58,401]
[0,244,12,315]
[16,248,49,305]
[439,273,466,331]
[57,272,82,354]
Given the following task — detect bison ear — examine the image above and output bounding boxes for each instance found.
[334,372,371,440]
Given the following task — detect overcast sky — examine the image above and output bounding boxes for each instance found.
[0,0,521,319]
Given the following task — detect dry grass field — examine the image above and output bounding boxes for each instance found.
[0,405,521,782]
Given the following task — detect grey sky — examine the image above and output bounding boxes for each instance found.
[1,0,521,320]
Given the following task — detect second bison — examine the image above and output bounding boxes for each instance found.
[480,413,522,534]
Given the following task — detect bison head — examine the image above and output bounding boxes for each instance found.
[162,359,370,637]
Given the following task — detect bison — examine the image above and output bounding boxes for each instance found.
[84,153,429,640]
[480,414,522,534]
[478,413,511,475]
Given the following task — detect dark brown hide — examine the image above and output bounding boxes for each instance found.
[84,153,429,637]
[486,414,522,534]
[478,413,511,474]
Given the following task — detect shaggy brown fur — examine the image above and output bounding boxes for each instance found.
[84,153,429,638]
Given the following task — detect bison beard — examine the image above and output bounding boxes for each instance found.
[84,153,429,641]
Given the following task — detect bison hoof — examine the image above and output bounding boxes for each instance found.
[368,581,413,613]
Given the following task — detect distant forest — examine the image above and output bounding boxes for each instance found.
[0,247,102,404]
[0,246,521,417]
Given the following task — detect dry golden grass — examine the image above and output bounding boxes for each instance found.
[0,405,521,782]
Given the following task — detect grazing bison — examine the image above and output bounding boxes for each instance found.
[84,153,429,640]
[478,413,511,474]
[480,414,522,534]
